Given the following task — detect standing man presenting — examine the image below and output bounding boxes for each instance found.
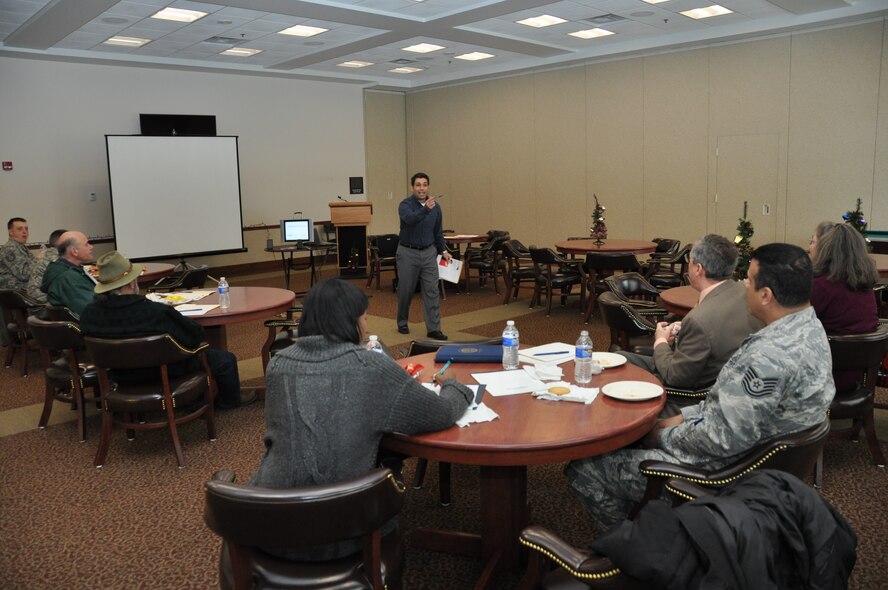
[397,172,451,340]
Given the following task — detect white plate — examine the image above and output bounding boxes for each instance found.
[592,352,627,369]
[601,381,663,401]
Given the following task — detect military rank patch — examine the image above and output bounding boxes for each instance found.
[742,367,779,397]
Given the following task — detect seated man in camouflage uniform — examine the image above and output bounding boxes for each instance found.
[0,217,37,290]
[566,243,834,532]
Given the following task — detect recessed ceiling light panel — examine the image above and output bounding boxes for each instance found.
[221,47,262,57]
[389,66,423,73]
[338,60,374,68]
[681,5,733,19]
[278,25,329,37]
[454,52,494,61]
[402,43,445,53]
[516,15,567,28]
[151,8,207,23]
[104,36,151,47]
[569,28,615,40]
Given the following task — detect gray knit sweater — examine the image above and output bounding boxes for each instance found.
[250,335,472,489]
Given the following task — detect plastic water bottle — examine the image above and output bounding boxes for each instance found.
[502,320,519,370]
[366,335,385,354]
[574,330,594,384]
[218,276,231,310]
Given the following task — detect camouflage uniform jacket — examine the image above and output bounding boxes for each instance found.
[0,239,35,290]
[658,305,834,468]
[27,248,58,303]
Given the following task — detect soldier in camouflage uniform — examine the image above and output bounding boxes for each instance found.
[27,229,66,304]
[0,217,36,290]
[567,243,834,532]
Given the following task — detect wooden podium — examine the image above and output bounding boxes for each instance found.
[329,201,372,275]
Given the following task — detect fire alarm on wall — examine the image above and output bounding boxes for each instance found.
[1,162,11,171]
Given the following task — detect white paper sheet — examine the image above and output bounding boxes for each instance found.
[175,304,219,316]
[470,369,544,396]
[436,255,462,283]
[519,342,576,366]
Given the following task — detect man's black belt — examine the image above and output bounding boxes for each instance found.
[400,242,432,250]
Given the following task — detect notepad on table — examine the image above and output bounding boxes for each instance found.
[519,342,576,365]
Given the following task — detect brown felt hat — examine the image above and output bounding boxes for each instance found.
[93,250,144,294]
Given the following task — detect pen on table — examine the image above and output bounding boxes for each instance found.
[536,350,570,356]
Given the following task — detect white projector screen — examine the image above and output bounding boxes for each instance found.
[105,135,245,261]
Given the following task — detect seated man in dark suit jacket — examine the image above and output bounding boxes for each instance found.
[620,234,763,413]
[79,250,256,409]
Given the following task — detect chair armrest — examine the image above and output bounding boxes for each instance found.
[212,469,236,482]
[520,526,619,578]
[638,459,714,482]
[664,478,714,503]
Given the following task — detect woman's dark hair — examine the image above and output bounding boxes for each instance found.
[812,223,878,291]
[298,278,368,344]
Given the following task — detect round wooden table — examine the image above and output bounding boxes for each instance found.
[137,262,175,284]
[555,239,658,256]
[443,233,486,246]
[382,353,663,585]
[658,285,698,317]
[193,286,295,350]
[872,253,888,278]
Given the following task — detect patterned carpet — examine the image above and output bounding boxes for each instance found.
[1,271,886,589]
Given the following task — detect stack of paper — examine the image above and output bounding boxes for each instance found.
[469,369,544,396]
[519,342,576,366]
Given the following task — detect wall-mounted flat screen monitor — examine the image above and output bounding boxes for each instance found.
[281,219,313,243]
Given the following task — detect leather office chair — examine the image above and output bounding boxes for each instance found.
[28,316,100,442]
[633,417,829,516]
[464,235,508,294]
[84,333,218,468]
[405,337,503,506]
[595,292,664,354]
[529,247,584,316]
[260,306,303,393]
[581,254,642,322]
[204,467,406,590]
[644,244,691,290]
[366,234,399,292]
[42,304,80,322]
[0,288,42,376]
[602,272,660,306]
[815,324,888,486]
[151,265,210,291]
[501,240,536,305]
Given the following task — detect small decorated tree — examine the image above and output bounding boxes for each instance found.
[733,201,754,281]
[842,198,868,235]
[590,194,608,246]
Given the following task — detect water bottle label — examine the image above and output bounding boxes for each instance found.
[575,348,591,359]
[219,286,229,294]
[503,337,518,347]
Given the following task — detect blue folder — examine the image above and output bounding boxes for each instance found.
[434,344,503,363]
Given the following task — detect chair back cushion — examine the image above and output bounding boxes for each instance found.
[27,316,85,351]
[85,334,204,369]
[584,253,641,273]
[371,234,400,257]
[597,292,655,336]
[0,289,33,311]
[827,324,888,375]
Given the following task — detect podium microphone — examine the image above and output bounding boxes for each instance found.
[337,195,348,202]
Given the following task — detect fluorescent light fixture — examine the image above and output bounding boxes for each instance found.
[389,66,423,73]
[338,60,374,68]
[150,7,207,23]
[516,15,567,28]
[402,43,445,53]
[221,47,262,57]
[569,28,615,39]
[454,52,494,61]
[278,25,329,37]
[104,36,151,47]
[681,4,733,19]
[642,0,670,4]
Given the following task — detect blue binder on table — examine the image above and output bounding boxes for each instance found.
[434,344,503,363]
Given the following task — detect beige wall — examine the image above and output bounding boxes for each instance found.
[364,20,888,251]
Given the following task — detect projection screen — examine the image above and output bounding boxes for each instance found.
[105,135,245,261]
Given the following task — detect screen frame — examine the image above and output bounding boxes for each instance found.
[281,218,314,243]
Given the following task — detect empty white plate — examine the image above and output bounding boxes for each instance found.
[601,381,663,401]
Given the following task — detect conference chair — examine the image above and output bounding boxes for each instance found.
[644,244,691,290]
[260,305,303,377]
[151,265,210,291]
[405,337,503,506]
[204,467,406,590]
[528,247,584,316]
[580,254,643,322]
[815,324,888,486]
[595,292,664,354]
[0,288,42,376]
[42,304,80,322]
[602,272,660,306]
[641,237,681,271]
[464,234,508,294]
[501,239,536,305]
[633,417,829,517]
[28,316,100,442]
[366,234,399,292]
[84,333,218,468]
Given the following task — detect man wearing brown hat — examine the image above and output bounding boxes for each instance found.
[79,251,256,409]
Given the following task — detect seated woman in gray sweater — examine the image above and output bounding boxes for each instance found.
[249,277,472,560]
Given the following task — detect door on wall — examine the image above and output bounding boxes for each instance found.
[714,134,779,244]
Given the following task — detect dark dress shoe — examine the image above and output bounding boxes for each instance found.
[398,325,410,334]
[216,390,259,410]
[427,331,448,340]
